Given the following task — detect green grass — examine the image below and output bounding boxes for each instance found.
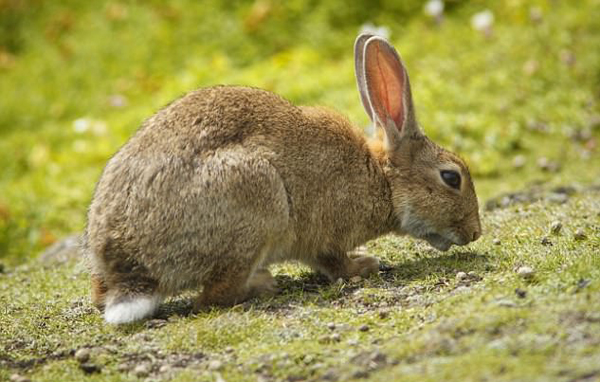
[1,0,600,381]
[1,191,599,381]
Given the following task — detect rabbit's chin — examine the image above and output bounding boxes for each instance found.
[422,233,454,252]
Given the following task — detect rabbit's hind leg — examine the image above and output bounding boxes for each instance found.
[91,273,109,311]
[193,266,276,311]
[102,266,163,324]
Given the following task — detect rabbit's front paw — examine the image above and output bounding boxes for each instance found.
[247,268,278,298]
[348,255,380,278]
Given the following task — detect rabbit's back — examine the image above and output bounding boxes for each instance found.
[87,86,391,291]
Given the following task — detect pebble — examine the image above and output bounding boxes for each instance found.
[159,364,172,373]
[537,157,561,172]
[550,221,563,235]
[133,364,150,378]
[326,322,336,331]
[207,360,224,371]
[492,238,501,245]
[574,229,587,240]
[74,348,91,363]
[9,375,30,382]
[515,288,527,298]
[350,275,363,283]
[540,236,552,246]
[546,192,569,204]
[145,318,167,329]
[455,271,468,282]
[358,324,370,332]
[331,333,341,342]
[117,363,130,372]
[496,299,517,308]
[321,368,340,381]
[79,362,101,374]
[517,266,535,279]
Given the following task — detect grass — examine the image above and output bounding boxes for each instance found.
[1,0,600,381]
[1,190,599,381]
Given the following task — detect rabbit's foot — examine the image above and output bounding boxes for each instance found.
[347,255,380,278]
[311,251,380,281]
[247,268,278,299]
[193,269,258,312]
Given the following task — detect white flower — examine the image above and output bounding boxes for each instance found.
[471,10,494,32]
[73,118,91,133]
[424,0,444,18]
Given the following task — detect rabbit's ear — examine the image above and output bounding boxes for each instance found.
[363,36,419,150]
[354,33,375,121]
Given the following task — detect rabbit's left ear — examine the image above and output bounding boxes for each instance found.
[354,33,375,121]
[360,36,420,150]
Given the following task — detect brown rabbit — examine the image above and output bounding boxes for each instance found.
[85,34,481,324]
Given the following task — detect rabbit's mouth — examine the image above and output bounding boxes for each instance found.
[422,233,453,251]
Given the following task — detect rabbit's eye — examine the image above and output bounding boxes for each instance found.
[440,170,461,190]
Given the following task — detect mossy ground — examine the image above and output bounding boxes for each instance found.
[1,1,599,381]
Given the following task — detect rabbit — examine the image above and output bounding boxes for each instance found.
[84,33,481,324]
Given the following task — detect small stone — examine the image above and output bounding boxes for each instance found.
[492,238,501,245]
[80,362,101,374]
[351,370,370,379]
[9,375,30,382]
[515,288,527,298]
[496,299,517,308]
[74,348,91,363]
[224,346,235,353]
[117,363,130,372]
[350,275,362,283]
[145,318,167,329]
[455,271,468,282]
[574,229,587,241]
[517,266,535,279]
[303,354,315,364]
[537,157,561,172]
[207,360,224,371]
[550,221,563,235]
[133,364,150,378]
[330,333,341,342]
[159,364,172,373]
[546,192,569,204]
[322,368,340,381]
[358,324,370,332]
[326,322,336,331]
[540,236,552,246]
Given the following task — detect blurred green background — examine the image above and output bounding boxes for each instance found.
[1,0,599,265]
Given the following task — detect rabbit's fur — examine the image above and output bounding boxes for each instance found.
[85,34,481,324]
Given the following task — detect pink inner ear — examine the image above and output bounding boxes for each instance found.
[365,41,406,132]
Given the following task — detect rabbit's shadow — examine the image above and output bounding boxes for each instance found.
[155,250,490,319]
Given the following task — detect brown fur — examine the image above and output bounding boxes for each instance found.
[84,35,481,323]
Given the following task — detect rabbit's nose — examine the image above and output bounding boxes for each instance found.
[472,230,481,242]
